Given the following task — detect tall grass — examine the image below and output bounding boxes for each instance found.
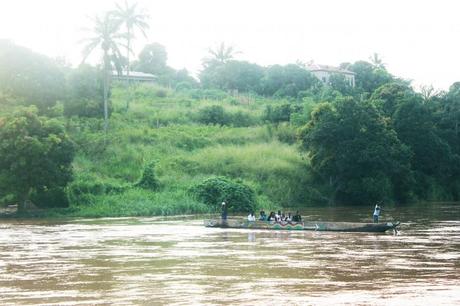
[55,84,317,217]
[74,188,210,218]
[176,142,311,206]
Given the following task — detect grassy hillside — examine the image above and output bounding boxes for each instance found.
[56,83,316,217]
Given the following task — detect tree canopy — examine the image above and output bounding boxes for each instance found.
[0,107,75,210]
[0,40,65,112]
[299,98,413,204]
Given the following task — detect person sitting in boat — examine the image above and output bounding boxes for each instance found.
[247,212,256,222]
[373,204,381,223]
[286,213,292,222]
[258,211,267,221]
[267,212,275,222]
[292,211,302,223]
[275,210,282,222]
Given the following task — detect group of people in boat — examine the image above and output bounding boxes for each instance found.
[247,210,302,223]
[222,201,383,224]
[221,202,302,224]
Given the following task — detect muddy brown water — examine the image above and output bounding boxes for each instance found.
[0,204,459,305]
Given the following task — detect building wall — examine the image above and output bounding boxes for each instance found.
[311,71,355,87]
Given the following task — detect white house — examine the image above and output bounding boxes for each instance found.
[111,71,157,83]
[306,63,355,87]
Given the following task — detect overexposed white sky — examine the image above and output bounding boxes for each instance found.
[1,0,459,89]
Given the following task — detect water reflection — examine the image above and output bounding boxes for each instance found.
[0,204,459,304]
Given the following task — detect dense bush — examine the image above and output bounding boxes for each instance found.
[230,110,256,127]
[196,105,229,125]
[0,107,75,211]
[196,105,257,127]
[31,187,69,208]
[175,81,193,92]
[135,162,160,190]
[189,177,256,212]
[68,177,129,206]
[182,142,309,206]
[155,89,168,98]
[263,103,302,124]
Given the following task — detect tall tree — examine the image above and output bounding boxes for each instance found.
[348,61,393,95]
[0,107,75,211]
[112,0,149,76]
[393,98,458,199]
[369,53,386,69]
[0,40,65,112]
[81,13,124,132]
[299,98,413,204]
[135,42,168,75]
[203,42,239,67]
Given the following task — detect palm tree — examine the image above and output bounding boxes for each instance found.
[112,1,149,76]
[81,13,124,133]
[204,42,239,67]
[369,53,386,69]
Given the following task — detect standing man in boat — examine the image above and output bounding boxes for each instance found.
[221,201,228,225]
[373,203,382,223]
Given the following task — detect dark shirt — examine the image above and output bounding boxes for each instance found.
[221,205,228,220]
[292,215,302,222]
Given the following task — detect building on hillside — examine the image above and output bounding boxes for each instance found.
[111,71,157,83]
[306,63,355,87]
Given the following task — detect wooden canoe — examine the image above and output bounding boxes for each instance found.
[204,219,400,233]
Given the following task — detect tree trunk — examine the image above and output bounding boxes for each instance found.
[17,189,31,213]
[18,200,26,213]
[103,50,110,141]
[126,28,131,111]
[127,31,131,77]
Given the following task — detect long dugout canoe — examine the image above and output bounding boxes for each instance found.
[204,219,400,233]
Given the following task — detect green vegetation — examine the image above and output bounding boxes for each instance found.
[1,3,459,218]
[189,177,256,213]
[0,107,75,211]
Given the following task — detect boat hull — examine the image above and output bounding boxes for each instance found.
[204,219,400,233]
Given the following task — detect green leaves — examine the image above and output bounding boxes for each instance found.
[0,107,75,206]
[135,162,159,190]
[0,40,65,112]
[189,177,256,213]
[299,98,412,204]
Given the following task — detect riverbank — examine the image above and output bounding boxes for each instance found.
[1,84,311,217]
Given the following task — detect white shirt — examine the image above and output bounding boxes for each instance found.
[373,205,381,216]
[247,214,256,221]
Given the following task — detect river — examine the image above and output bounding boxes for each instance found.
[0,203,459,305]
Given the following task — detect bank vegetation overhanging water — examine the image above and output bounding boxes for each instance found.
[1,35,460,218]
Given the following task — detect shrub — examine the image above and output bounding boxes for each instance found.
[31,187,69,208]
[196,105,229,125]
[274,123,297,144]
[189,176,256,212]
[155,89,168,98]
[175,82,193,92]
[68,178,128,205]
[230,111,256,127]
[263,103,292,123]
[135,162,159,190]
